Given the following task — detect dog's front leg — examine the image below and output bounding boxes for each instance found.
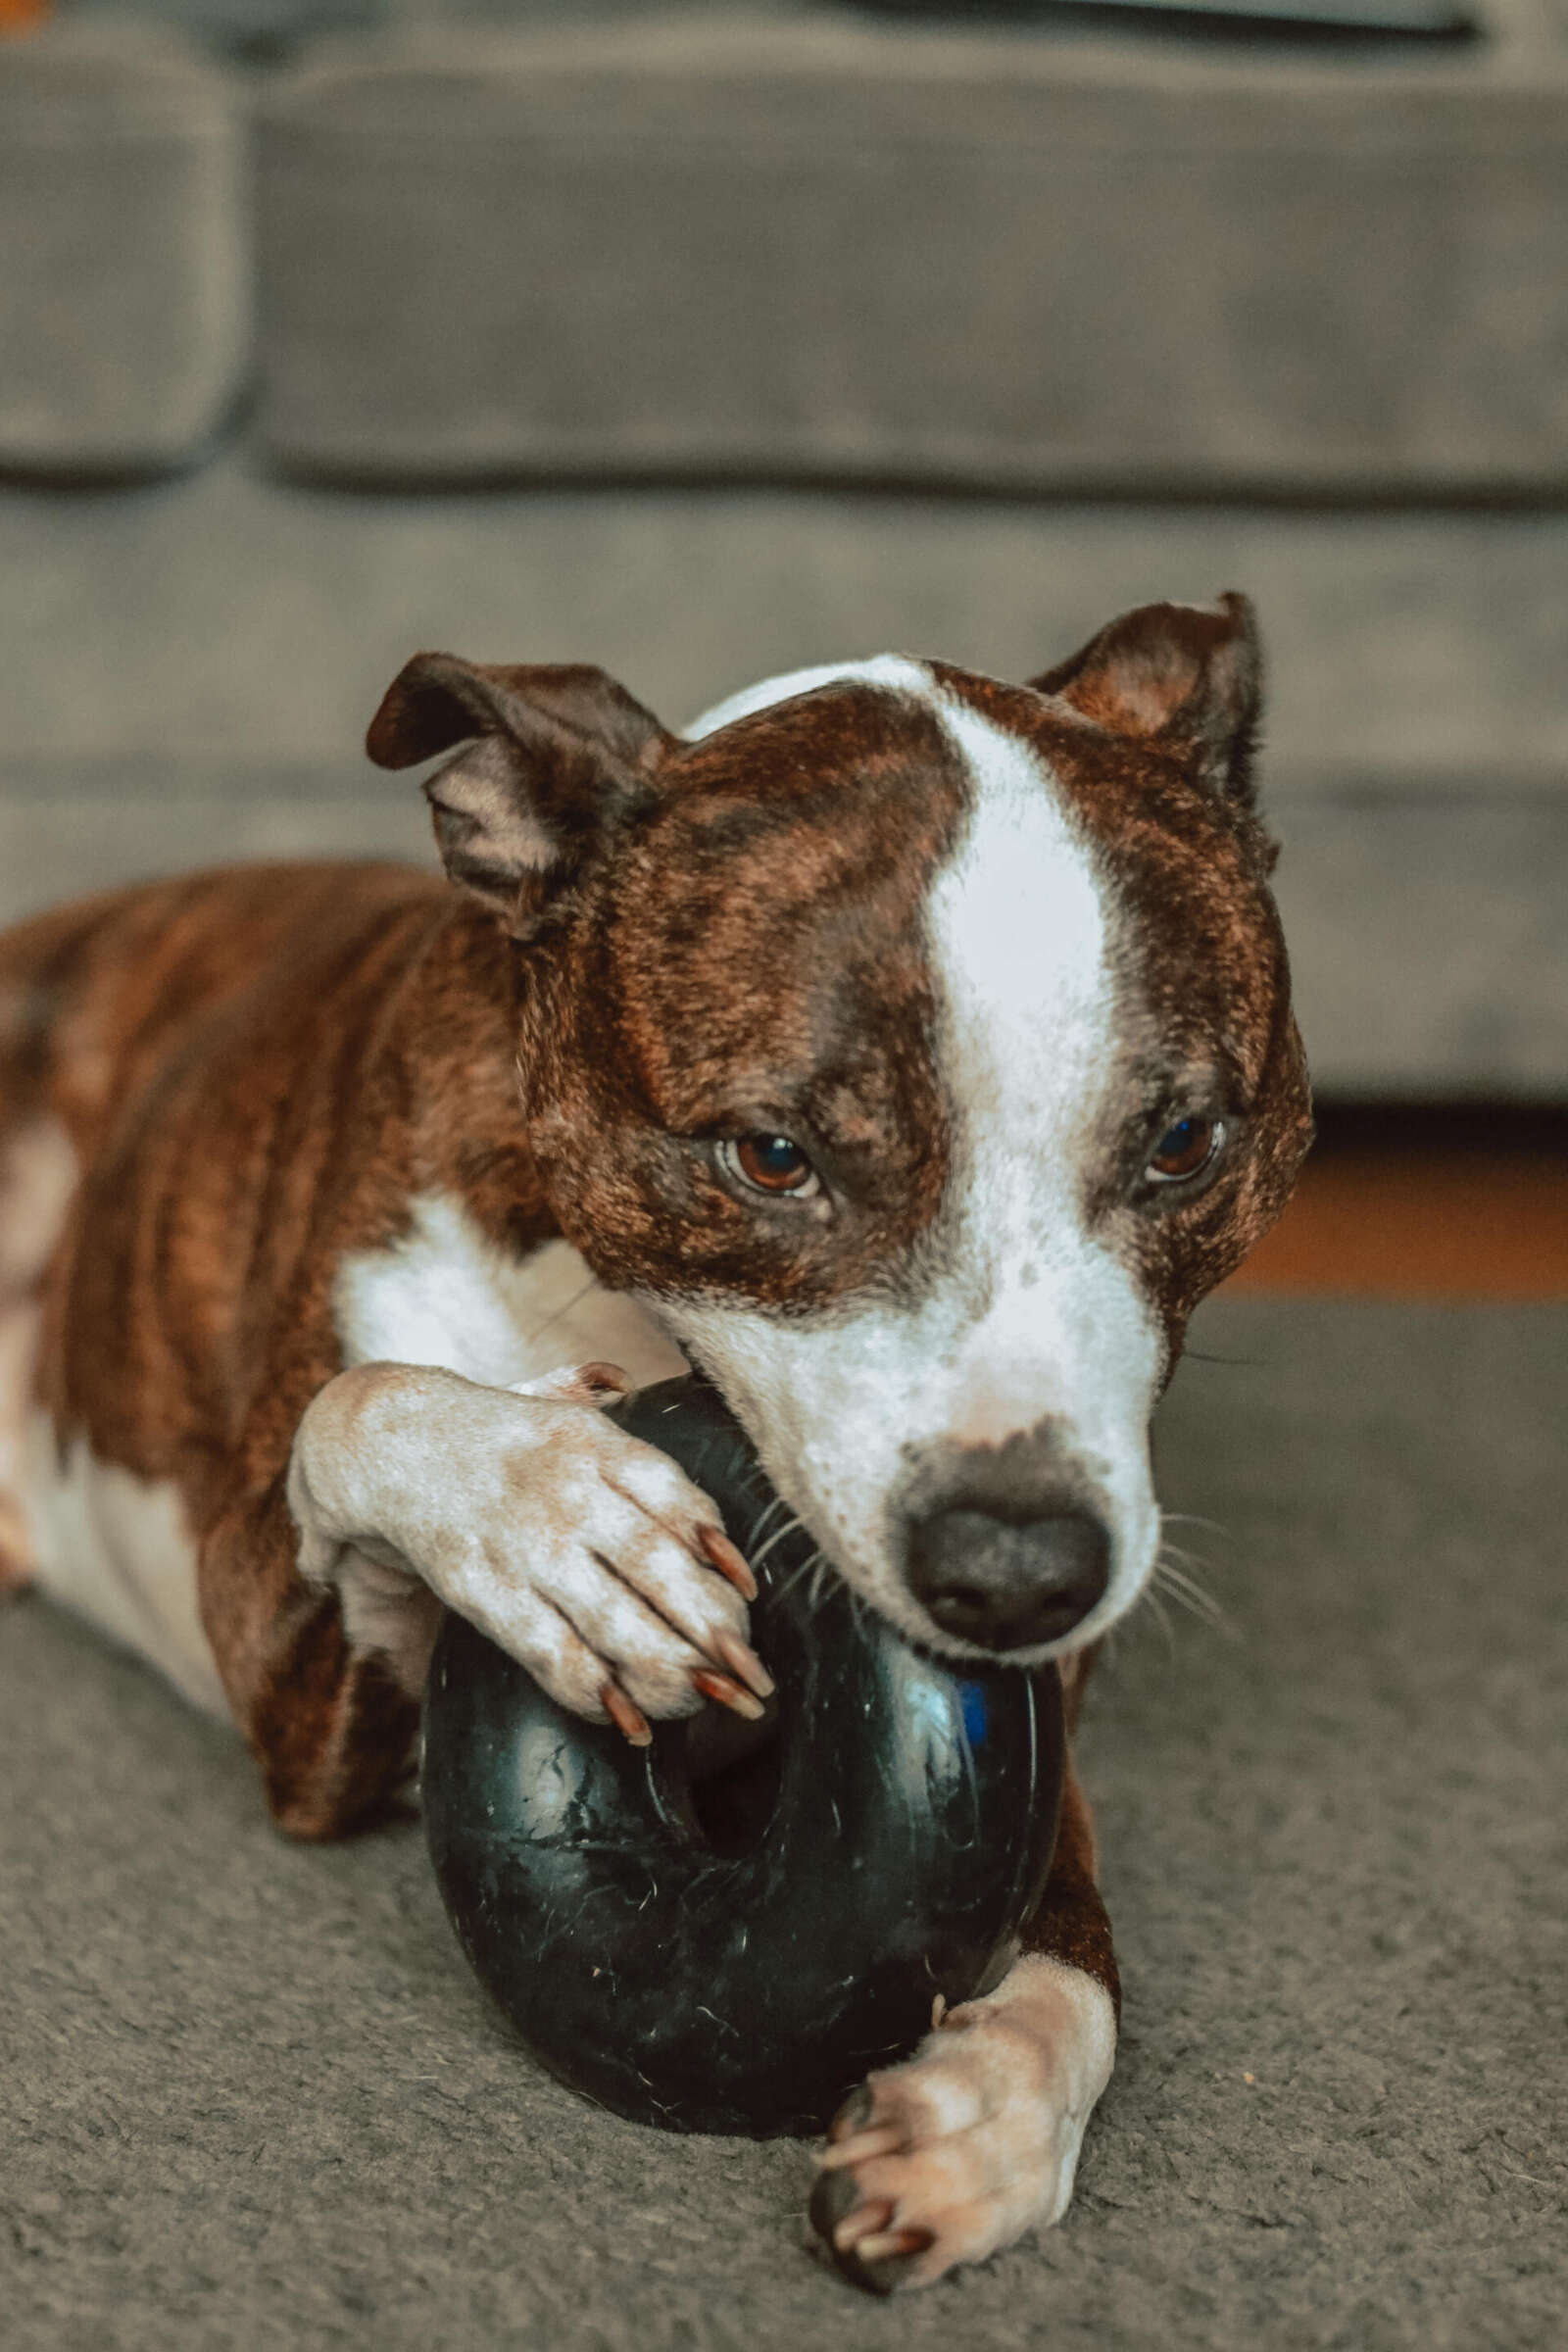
[291,1359,760,1722]
[200,1358,762,1839]
[809,1747,1117,2294]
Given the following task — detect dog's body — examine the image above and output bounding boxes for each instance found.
[0,598,1309,2291]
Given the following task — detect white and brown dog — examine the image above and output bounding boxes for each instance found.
[0,594,1310,2292]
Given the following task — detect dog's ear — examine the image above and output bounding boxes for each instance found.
[366,654,673,921]
[1031,593,1262,808]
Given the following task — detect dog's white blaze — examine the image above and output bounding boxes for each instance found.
[19,1413,228,1716]
[916,699,1163,1636]
[667,672,1162,1655]
[334,1197,686,1389]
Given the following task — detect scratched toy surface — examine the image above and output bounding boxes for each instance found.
[421,1376,1065,2136]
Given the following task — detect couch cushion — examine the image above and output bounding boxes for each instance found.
[5,458,1564,801]
[0,19,247,476]
[256,5,1568,491]
[2,458,1564,1092]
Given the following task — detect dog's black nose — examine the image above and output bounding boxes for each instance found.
[906,1503,1110,1650]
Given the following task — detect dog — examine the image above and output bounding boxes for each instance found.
[0,593,1310,2292]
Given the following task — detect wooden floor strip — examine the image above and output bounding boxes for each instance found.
[1225,1107,1568,1299]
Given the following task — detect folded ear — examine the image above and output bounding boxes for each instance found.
[1031,592,1262,808]
[366,654,672,921]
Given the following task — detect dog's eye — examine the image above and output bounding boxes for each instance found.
[721,1135,820,1199]
[1147,1115,1223,1186]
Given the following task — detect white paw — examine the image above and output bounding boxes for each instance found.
[810,1957,1116,2293]
[289,1359,768,1740]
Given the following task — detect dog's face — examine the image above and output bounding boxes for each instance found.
[368,599,1311,1664]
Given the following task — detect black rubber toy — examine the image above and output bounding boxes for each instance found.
[421,1375,1064,2137]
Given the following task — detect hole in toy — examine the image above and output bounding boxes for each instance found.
[680,1694,786,1858]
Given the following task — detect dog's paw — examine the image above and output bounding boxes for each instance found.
[476,1364,768,1739]
[290,1359,767,1740]
[808,1957,1116,2294]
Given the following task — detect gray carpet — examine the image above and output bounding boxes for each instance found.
[2,1298,1564,2351]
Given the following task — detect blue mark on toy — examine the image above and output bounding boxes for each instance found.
[957,1682,989,1747]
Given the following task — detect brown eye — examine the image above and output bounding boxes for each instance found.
[1147,1115,1223,1186]
[722,1134,819,1198]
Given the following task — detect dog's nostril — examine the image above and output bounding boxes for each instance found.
[906,1504,1110,1652]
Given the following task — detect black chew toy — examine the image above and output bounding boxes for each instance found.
[420,1375,1064,2136]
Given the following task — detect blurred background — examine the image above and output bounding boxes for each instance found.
[2,0,1565,1288]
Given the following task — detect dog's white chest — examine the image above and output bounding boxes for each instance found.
[333,1194,687,1392]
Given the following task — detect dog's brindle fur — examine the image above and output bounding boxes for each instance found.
[0,597,1310,2292]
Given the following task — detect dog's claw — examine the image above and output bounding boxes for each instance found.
[691,1669,765,1721]
[847,2227,934,2278]
[599,1680,653,1745]
[847,2227,932,2265]
[710,1627,773,1699]
[808,2170,930,2296]
[817,2123,905,2170]
[827,2083,875,2139]
[831,2199,895,2251]
[697,1524,758,1601]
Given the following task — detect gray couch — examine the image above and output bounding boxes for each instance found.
[4,2,1565,1095]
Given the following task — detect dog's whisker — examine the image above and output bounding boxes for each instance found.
[749,1494,793,1543]
[1140,1584,1178,1659]
[769,1549,815,1605]
[1152,1554,1236,1638]
[1156,1539,1225,1578]
[1154,1549,1222,1599]
[1152,1579,1227,1637]
[772,1544,828,1607]
[1160,1512,1231,1539]
[749,1513,807,1575]
[520,1272,603,1354]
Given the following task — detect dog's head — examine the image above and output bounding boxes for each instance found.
[368,598,1311,1663]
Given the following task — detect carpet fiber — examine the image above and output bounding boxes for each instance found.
[2,1298,1564,2351]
